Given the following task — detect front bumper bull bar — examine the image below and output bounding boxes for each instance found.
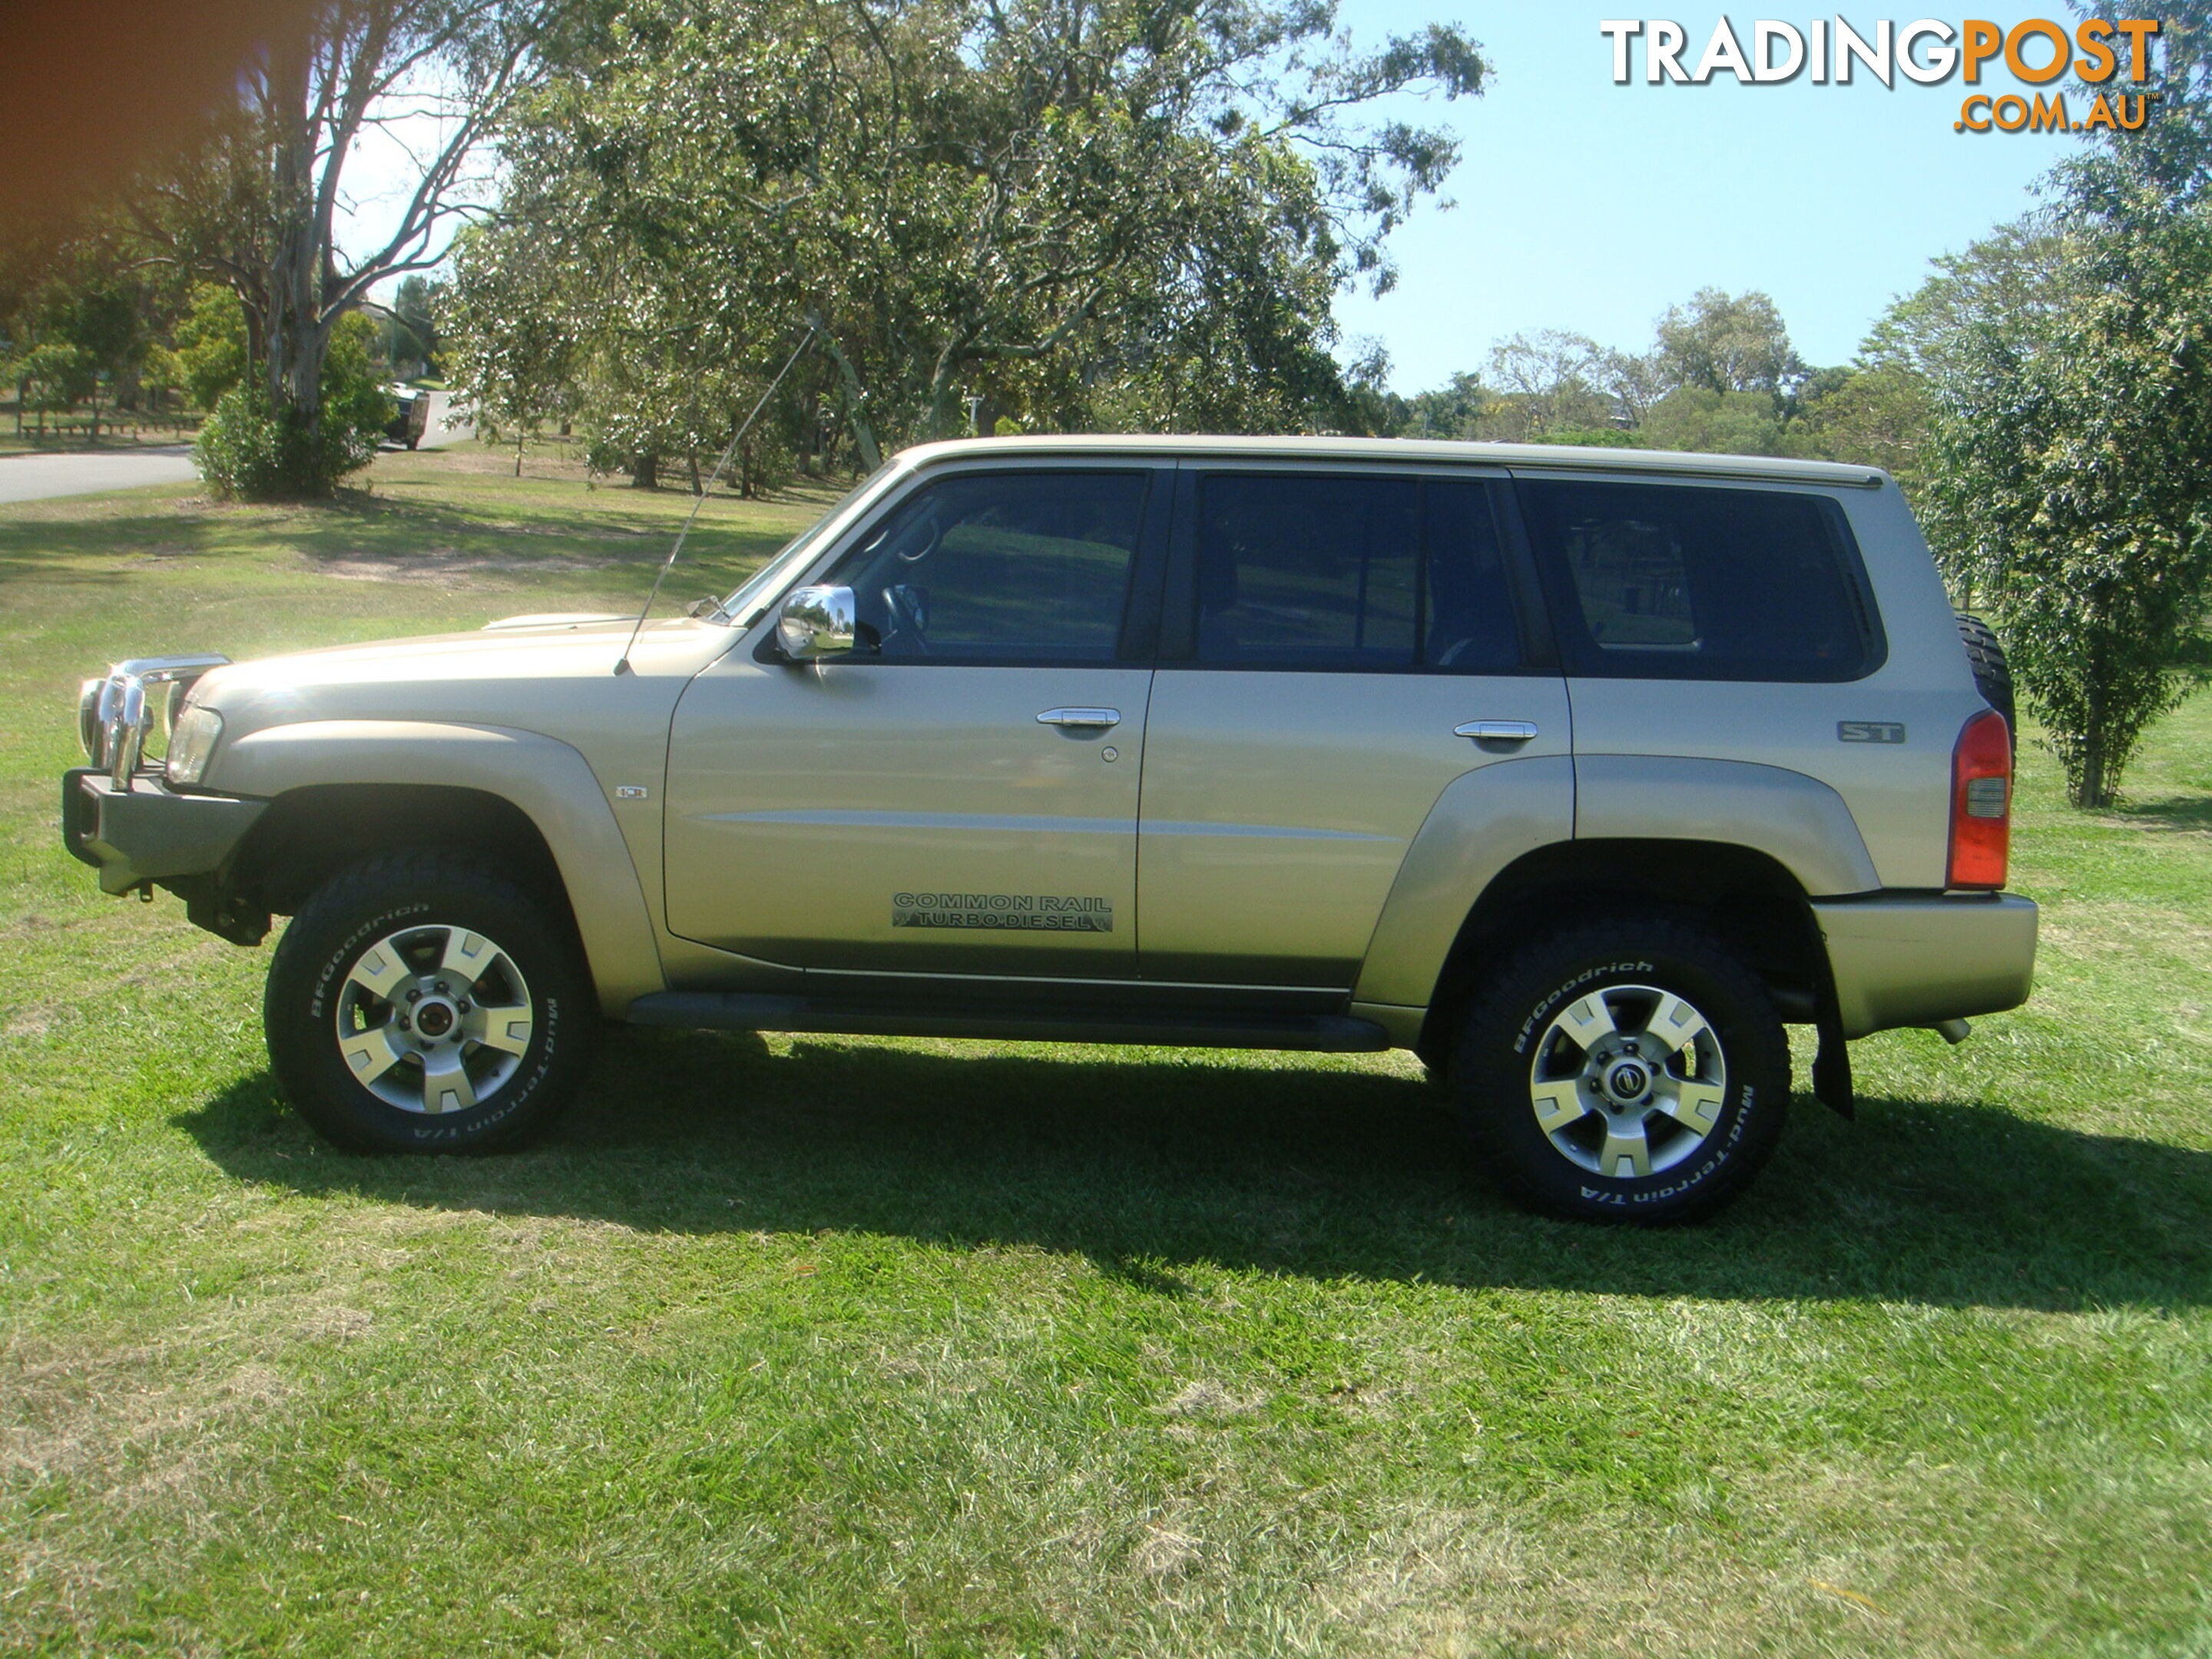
[62,767,267,896]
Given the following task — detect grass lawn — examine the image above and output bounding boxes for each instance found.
[2,451,2208,1657]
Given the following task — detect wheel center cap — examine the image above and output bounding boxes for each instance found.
[1604,1060,1651,1101]
[414,998,456,1039]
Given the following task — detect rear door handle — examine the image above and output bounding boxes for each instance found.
[1038,707,1121,729]
[1455,720,1538,743]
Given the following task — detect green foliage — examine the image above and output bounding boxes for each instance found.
[469,0,1486,473]
[382,274,441,378]
[1637,386,1786,457]
[442,224,584,475]
[1654,287,1806,398]
[194,313,391,499]
[174,283,249,411]
[15,340,95,414]
[1922,204,2212,807]
[1785,363,1936,487]
[1390,290,1806,454]
[1528,425,1643,449]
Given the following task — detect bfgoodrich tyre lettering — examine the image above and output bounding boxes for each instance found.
[1455,917,1788,1224]
[266,849,594,1154]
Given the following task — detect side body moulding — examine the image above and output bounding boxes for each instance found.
[214,721,666,1015]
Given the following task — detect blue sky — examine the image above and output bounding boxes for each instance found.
[1331,5,2066,389]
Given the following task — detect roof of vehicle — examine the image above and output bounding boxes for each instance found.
[893,433,1889,488]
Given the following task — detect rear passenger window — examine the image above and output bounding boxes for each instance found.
[1194,474,1524,671]
[1517,480,1881,682]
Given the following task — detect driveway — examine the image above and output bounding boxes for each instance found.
[0,445,199,505]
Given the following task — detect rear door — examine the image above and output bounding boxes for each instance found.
[1137,464,1573,989]
[664,462,1168,979]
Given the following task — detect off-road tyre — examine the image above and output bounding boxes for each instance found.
[265,849,594,1154]
[1452,916,1790,1224]
[1955,610,2015,751]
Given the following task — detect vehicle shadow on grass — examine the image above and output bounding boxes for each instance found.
[177,1025,2212,1314]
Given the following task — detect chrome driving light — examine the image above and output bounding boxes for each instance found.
[78,677,108,764]
[76,654,231,787]
[165,706,225,786]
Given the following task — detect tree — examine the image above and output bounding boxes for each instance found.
[47,280,146,439]
[127,0,541,495]
[1653,288,1805,401]
[1787,361,1936,487]
[478,0,1486,471]
[15,341,94,438]
[174,282,250,410]
[1637,386,1785,456]
[440,222,580,475]
[1481,329,1614,439]
[195,309,395,496]
[1902,6,2212,806]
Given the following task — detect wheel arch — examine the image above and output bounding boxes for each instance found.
[209,720,664,1015]
[1412,838,1830,1068]
[230,783,564,917]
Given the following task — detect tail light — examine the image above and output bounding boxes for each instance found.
[1948,708,2012,889]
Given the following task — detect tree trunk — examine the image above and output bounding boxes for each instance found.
[631,452,659,489]
[815,331,882,471]
[687,452,702,495]
[515,432,525,476]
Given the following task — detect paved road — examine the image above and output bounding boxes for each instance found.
[0,393,470,503]
[0,445,200,505]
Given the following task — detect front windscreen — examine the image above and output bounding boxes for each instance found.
[720,462,901,624]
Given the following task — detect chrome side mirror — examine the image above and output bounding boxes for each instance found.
[776,584,859,658]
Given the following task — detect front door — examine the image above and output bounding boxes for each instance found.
[664,464,1165,979]
[1138,467,1573,988]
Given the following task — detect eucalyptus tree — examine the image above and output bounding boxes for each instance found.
[480,0,1486,467]
[127,0,546,493]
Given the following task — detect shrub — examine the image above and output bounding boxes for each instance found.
[193,313,392,499]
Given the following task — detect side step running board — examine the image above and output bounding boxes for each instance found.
[624,992,1391,1053]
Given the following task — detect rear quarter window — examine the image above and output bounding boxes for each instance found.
[1516,478,1884,683]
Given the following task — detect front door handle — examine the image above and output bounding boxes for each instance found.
[1038,707,1121,730]
[1455,720,1538,743]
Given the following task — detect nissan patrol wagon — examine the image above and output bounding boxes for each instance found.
[64,436,2036,1221]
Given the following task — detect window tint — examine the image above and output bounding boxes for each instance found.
[1518,480,1879,682]
[1424,480,1522,673]
[827,471,1147,662]
[1194,474,1523,672]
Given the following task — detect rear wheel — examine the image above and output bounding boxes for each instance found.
[265,849,594,1153]
[1452,916,1789,1224]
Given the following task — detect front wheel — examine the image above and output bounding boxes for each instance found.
[1452,916,1789,1224]
[265,849,595,1153]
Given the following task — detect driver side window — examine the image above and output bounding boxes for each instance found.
[823,470,1150,663]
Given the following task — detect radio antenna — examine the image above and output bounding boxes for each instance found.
[614,323,820,676]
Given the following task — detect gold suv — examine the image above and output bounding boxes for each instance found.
[63,436,2036,1220]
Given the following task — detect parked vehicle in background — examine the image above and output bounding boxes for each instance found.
[384,386,430,449]
[61,435,2035,1221]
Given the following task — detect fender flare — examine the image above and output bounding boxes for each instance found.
[1352,753,1881,1021]
[1572,755,1879,897]
[1353,755,1576,1013]
[214,720,664,1015]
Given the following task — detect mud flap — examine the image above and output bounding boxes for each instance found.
[1813,1007,1856,1119]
